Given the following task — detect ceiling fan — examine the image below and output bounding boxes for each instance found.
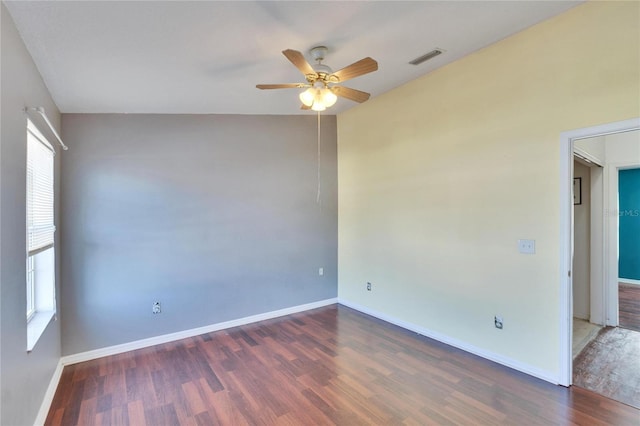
[256,46,378,111]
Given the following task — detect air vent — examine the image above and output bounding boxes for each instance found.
[409,49,444,65]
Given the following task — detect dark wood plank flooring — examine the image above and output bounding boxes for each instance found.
[573,326,640,409]
[619,283,640,332]
[46,304,639,425]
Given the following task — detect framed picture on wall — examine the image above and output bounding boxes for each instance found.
[573,177,582,205]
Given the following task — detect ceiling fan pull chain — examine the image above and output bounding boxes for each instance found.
[317,111,321,206]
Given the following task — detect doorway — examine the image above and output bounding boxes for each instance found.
[618,167,640,332]
[560,121,640,407]
[571,155,603,358]
[558,118,640,386]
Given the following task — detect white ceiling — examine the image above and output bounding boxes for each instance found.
[5,1,581,115]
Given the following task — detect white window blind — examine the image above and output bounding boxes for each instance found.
[27,120,55,256]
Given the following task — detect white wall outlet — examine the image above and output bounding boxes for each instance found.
[318,267,324,276]
[518,239,535,254]
[152,301,161,314]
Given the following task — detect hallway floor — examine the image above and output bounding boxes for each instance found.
[573,326,640,409]
[572,318,601,359]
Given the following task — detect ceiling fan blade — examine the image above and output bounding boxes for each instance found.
[300,104,311,110]
[330,57,378,83]
[331,86,371,103]
[282,49,317,78]
[256,83,307,90]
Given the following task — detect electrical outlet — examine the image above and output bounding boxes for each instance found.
[152,302,161,314]
[494,315,503,329]
[318,267,324,276]
[518,239,535,254]
[366,282,372,291]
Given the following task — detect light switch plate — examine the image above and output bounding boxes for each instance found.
[518,239,535,254]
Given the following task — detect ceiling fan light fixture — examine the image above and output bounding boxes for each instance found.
[311,102,326,112]
[311,88,327,111]
[299,88,315,106]
[321,88,337,107]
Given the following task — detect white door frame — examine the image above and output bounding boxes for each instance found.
[558,117,640,387]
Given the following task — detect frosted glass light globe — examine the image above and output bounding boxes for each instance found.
[299,89,314,107]
[321,88,337,107]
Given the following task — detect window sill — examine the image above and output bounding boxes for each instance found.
[27,310,55,352]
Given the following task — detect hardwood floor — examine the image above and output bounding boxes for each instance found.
[619,283,640,332]
[46,305,639,425]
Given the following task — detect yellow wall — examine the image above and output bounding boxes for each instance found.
[337,0,639,379]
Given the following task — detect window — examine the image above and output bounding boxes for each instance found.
[26,119,56,351]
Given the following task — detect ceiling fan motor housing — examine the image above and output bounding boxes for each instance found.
[308,46,334,83]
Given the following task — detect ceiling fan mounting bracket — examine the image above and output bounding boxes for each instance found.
[309,46,328,63]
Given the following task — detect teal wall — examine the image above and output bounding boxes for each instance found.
[619,168,640,280]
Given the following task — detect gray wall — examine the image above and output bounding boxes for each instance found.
[61,114,337,355]
[1,4,62,425]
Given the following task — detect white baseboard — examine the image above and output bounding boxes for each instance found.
[33,360,64,426]
[61,298,337,366]
[338,298,559,385]
[619,278,640,286]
